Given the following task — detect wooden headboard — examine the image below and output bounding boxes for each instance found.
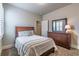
[16,26,34,37]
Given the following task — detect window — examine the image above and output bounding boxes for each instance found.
[0,4,4,35]
[52,18,67,32]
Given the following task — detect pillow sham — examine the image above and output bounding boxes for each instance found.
[18,30,34,37]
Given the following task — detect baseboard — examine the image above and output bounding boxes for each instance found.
[2,44,13,50]
[71,45,79,49]
[78,46,79,49]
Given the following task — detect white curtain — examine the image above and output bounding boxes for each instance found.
[0,3,4,36]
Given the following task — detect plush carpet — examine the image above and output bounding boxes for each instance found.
[49,46,79,56]
[1,46,79,56]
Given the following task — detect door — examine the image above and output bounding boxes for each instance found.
[41,20,48,37]
[35,21,41,35]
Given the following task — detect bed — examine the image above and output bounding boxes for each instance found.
[15,26,57,56]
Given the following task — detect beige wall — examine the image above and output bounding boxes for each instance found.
[3,4,41,48]
[43,4,79,49]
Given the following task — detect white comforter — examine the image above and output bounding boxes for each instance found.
[15,35,57,56]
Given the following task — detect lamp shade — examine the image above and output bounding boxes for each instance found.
[65,25,71,29]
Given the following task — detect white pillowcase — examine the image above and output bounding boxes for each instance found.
[18,30,34,37]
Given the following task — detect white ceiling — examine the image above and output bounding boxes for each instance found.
[9,3,71,15]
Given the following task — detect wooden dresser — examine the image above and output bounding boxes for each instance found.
[48,32,71,49]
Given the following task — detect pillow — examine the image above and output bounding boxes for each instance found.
[18,30,34,37]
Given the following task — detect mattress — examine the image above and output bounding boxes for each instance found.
[15,35,57,56]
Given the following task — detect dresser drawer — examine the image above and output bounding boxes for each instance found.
[48,32,71,49]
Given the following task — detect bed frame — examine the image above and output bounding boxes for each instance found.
[16,26,34,37]
[15,26,55,56]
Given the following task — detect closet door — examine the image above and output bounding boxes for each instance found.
[41,20,48,37]
[35,21,41,35]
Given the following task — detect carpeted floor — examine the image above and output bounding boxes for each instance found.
[1,46,79,56]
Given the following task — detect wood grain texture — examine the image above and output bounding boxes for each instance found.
[16,26,34,37]
[48,32,71,49]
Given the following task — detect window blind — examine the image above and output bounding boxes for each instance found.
[0,4,4,35]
